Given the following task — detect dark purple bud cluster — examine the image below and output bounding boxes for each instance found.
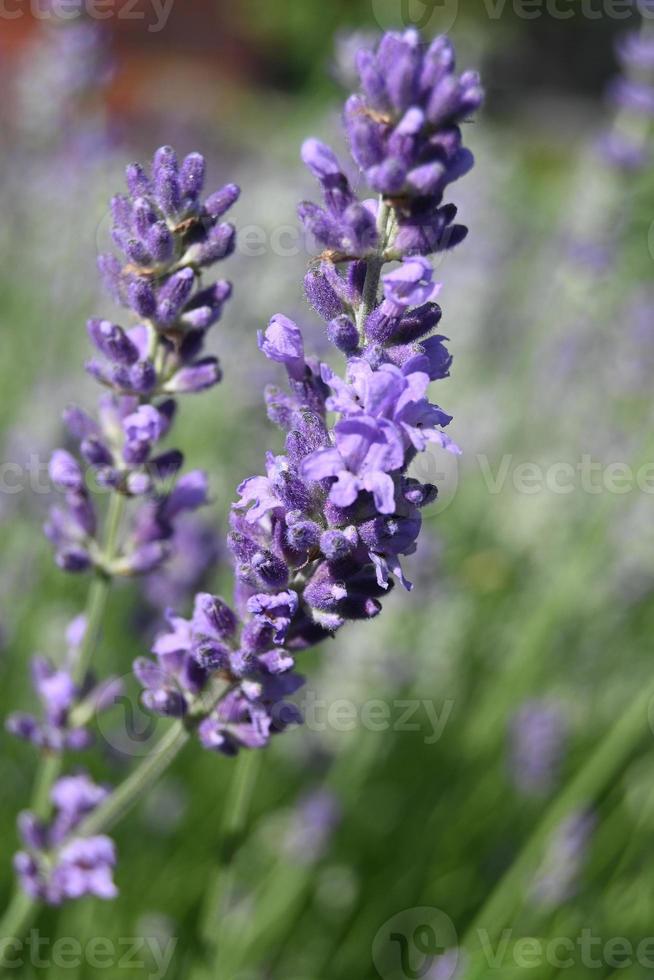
[94,148,237,396]
[6,617,121,752]
[133,593,303,755]
[298,30,481,267]
[45,146,238,576]
[14,773,117,904]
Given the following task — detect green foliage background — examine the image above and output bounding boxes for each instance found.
[1,1,654,977]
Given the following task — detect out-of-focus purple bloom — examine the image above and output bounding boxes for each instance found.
[617,30,654,71]
[283,789,341,864]
[608,77,654,114]
[141,515,221,612]
[6,618,121,752]
[531,810,596,909]
[14,772,117,905]
[601,27,654,171]
[509,700,567,797]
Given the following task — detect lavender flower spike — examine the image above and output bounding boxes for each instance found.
[8,146,240,912]
[47,147,239,577]
[14,773,117,905]
[134,30,483,756]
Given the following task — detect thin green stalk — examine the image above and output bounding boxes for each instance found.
[0,491,126,950]
[73,490,126,689]
[460,674,654,979]
[0,892,34,963]
[75,720,190,837]
[200,751,262,961]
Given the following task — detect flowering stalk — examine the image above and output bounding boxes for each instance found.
[131,29,483,762]
[3,26,485,939]
[2,146,239,926]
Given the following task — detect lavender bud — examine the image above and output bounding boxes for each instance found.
[320,529,354,561]
[49,451,84,492]
[156,268,195,325]
[164,357,222,394]
[304,269,343,321]
[204,183,241,218]
[87,319,139,365]
[327,315,359,354]
[155,165,181,218]
[147,222,174,264]
[286,520,321,552]
[125,162,152,197]
[179,152,206,198]
[128,278,157,318]
[193,593,238,640]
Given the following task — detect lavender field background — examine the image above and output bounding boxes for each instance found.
[1,1,654,978]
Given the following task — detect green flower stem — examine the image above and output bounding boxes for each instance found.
[0,891,34,965]
[199,750,262,964]
[0,491,126,953]
[73,490,126,689]
[460,675,654,979]
[355,197,393,343]
[74,720,190,838]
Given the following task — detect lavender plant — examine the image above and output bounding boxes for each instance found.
[3,146,239,919]
[1,28,483,937]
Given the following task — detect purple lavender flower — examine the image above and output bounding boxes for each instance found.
[45,147,238,576]
[381,257,442,315]
[141,515,221,613]
[6,617,121,751]
[300,30,482,262]
[134,30,482,755]
[134,592,303,754]
[14,773,117,905]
